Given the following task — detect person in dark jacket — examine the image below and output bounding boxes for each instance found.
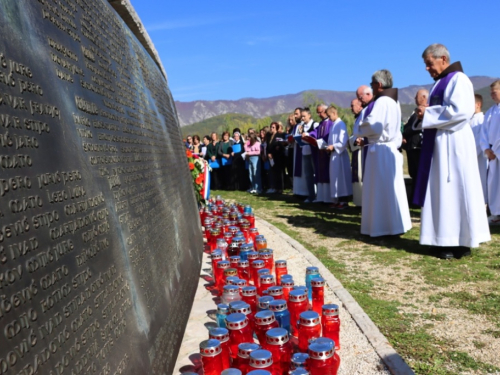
[206,132,220,190]
[266,122,287,193]
[217,131,234,190]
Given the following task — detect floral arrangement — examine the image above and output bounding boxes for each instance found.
[186,149,209,204]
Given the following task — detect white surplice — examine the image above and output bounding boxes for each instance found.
[356,96,411,237]
[349,115,364,206]
[328,118,352,198]
[469,112,487,202]
[292,122,308,196]
[421,72,490,247]
[480,103,500,215]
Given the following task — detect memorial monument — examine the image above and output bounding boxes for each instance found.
[0,0,203,373]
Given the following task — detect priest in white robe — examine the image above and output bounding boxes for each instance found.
[325,106,352,208]
[480,80,500,224]
[414,43,490,259]
[470,94,487,203]
[355,70,412,237]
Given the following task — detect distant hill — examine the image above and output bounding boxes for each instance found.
[175,76,498,126]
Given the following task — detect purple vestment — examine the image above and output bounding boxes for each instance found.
[309,118,334,183]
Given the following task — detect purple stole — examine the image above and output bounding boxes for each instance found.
[293,124,303,177]
[311,118,333,183]
[412,71,459,206]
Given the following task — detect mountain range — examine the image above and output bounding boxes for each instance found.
[174,76,498,126]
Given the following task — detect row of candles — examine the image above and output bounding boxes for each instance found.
[192,198,341,375]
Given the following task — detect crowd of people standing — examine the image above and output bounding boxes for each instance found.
[184,43,499,260]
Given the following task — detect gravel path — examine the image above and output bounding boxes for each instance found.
[173,216,411,374]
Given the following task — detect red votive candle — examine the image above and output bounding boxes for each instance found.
[259,250,274,274]
[274,260,287,285]
[298,311,321,352]
[280,279,294,302]
[311,277,325,315]
[251,260,266,286]
[264,328,292,375]
[322,304,340,350]
[209,328,231,370]
[248,350,275,374]
[258,274,275,297]
[237,260,251,284]
[226,313,254,359]
[254,310,279,345]
[233,342,260,374]
[241,286,258,313]
[288,290,308,337]
[200,339,224,375]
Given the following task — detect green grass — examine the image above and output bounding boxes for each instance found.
[213,190,500,374]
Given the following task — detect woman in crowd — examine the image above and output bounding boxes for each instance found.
[244,132,262,194]
[200,135,210,158]
[284,119,295,189]
[266,122,287,193]
[259,127,270,191]
[217,131,234,190]
[231,131,248,191]
[192,135,202,155]
[205,132,220,190]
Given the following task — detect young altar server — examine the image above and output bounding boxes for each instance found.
[414,43,490,259]
[480,80,500,225]
[355,69,412,237]
[325,106,352,208]
[470,94,487,203]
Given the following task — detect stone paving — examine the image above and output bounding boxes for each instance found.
[173,217,414,374]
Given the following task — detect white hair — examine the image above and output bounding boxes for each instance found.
[317,104,328,110]
[422,43,450,61]
[363,87,373,95]
[372,70,393,89]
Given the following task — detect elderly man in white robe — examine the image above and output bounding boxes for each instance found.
[325,106,352,208]
[480,80,500,225]
[355,70,411,237]
[414,43,490,259]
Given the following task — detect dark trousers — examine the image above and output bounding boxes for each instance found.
[407,148,421,201]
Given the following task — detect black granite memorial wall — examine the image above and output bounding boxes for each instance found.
[0,0,203,373]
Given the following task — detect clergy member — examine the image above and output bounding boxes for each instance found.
[292,107,309,197]
[325,106,352,208]
[306,104,333,203]
[414,43,490,259]
[299,108,319,202]
[349,87,373,206]
[470,94,487,204]
[355,70,411,237]
[480,80,500,224]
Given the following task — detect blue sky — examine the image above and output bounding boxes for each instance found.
[131,0,499,102]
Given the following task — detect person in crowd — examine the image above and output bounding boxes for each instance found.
[266,122,287,194]
[349,98,364,207]
[284,118,295,189]
[402,89,428,203]
[298,108,319,202]
[355,69,411,237]
[350,87,374,207]
[291,108,309,197]
[470,94,487,204]
[260,127,270,191]
[217,131,234,190]
[192,135,202,155]
[325,106,352,208]
[231,131,248,191]
[306,104,333,203]
[201,135,210,158]
[481,80,500,225]
[185,135,193,150]
[245,130,262,194]
[206,132,220,190]
[414,43,490,258]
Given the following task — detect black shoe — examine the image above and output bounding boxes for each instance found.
[434,250,455,259]
[452,247,471,259]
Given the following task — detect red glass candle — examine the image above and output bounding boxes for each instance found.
[298,311,321,352]
[266,286,284,300]
[223,268,239,293]
[247,251,259,263]
[311,277,325,315]
[229,301,254,331]
[216,196,223,205]
[258,296,274,312]
[274,260,287,284]
[280,279,294,301]
[249,227,259,243]
[233,278,247,293]
[254,310,279,345]
[209,328,231,370]
[233,342,260,374]
[322,304,340,350]
[258,274,275,297]
[308,340,338,375]
[241,286,258,313]
[230,256,241,270]
[211,251,223,277]
[200,339,224,375]
[237,260,251,284]
[216,261,230,294]
[224,232,233,246]
[229,225,239,236]
[247,213,255,228]
[288,290,308,337]
[259,250,274,273]
[226,313,254,359]
[240,221,251,242]
[209,228,222,252]
[248,349,275,374]
[264,328,292,375]
[251,260,266,286]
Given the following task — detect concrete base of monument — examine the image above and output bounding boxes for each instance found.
[173,217,415,375]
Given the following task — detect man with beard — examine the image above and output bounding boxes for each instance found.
[414,43,490,258]
[402,89,428,203]
[355,70,411,237]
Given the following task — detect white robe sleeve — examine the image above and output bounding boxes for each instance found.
[422,73,474,131]
[358,99,387,138]
[333,121,348,155]
[480,107,494,152]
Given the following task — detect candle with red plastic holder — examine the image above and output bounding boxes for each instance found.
[249,227,259,243]
[233,343,261,374]
[254,310,279,345]
[322,304,340,350]
[257,296,274,312]
[209,328,231,370]
[237,260,251,283]
[259,250,274,273]
[226,313,254,359]
[280,278,294,301]
[288,289,308,337]
[311,277,325,315]
[308,338,339,375]
[258,274,275,297]
[241,286,258,312]
[264,328,292,375]
[274,260,287,284]
[297,311,322,352]
[200,339,224,375]
[229,256,241,269]
[266,286,284,300]
[251,260,266,286]
[215,260,230,292]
